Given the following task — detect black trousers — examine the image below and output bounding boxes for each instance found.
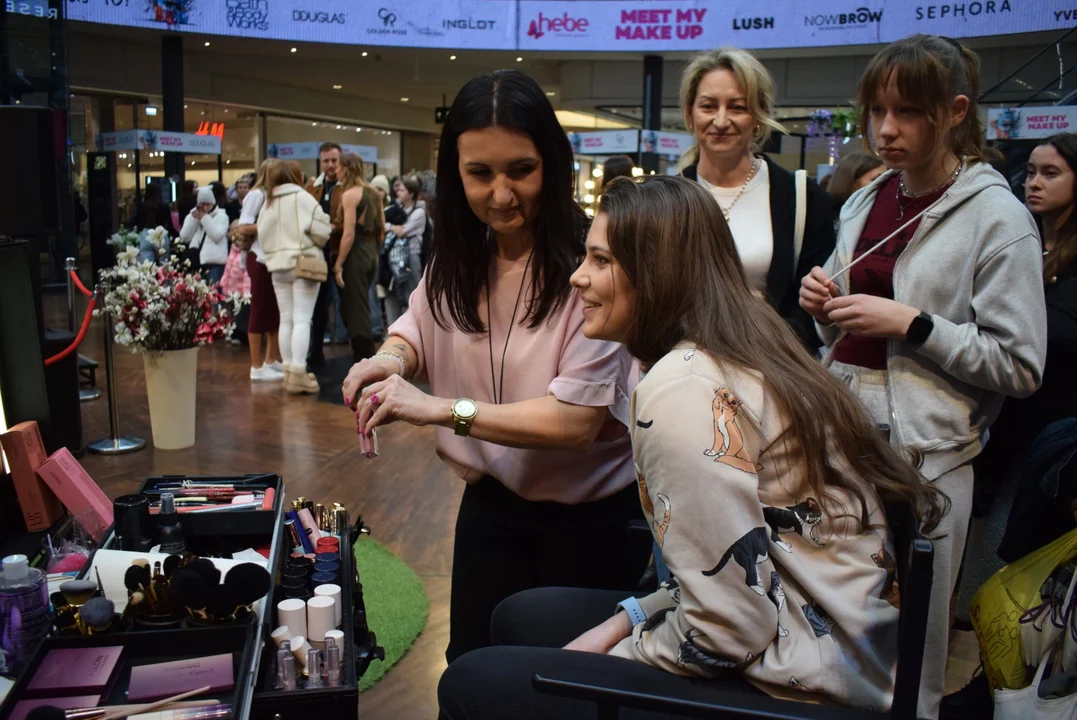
[438,586,763,720]
[445,476,651,665]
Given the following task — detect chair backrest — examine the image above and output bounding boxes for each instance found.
[882,500,934,720]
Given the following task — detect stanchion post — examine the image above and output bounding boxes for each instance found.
[67,257,101,402]
[88,280,146,455]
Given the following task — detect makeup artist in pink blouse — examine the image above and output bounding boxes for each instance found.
[342,70,651,664]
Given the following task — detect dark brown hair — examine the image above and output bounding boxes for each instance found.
[827,152,884,214]
[600,175,947,533]
[600,155,635,193]
[856,34,984,164]
[428,69,588,333]
[318,142,342,154]
[400,175,422,202]
[1039,133,1077,284]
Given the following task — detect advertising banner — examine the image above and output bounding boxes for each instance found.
[266,142,321,160]
[97,130,222,154]
[640,130,695,156]
[568,130,640,155]
[987,107,1077,140]
[340,144,379,164]
[63,0,1075,52]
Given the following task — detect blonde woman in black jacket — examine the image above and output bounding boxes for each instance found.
[678,47,835,349]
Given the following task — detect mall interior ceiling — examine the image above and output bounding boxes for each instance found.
[68,21,1072,135]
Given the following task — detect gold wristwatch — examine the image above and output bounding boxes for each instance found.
[451,398,478,437]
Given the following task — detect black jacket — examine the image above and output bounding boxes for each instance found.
[682,155,836,348]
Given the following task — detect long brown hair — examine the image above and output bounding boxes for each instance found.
[601,176,947,533]
[251,159,276,193]
[856,34,984,164]
[335,152,384,240]
[262,160,303,208]
[1039,133,1077,283]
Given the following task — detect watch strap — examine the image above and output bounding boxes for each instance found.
[616,597,647,627]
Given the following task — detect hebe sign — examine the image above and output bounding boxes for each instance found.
[527,11,589,39]
[616,8,705,41]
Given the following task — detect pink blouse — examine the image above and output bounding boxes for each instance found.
[388,255,636,504]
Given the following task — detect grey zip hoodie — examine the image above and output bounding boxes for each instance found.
[817,162,1046,480]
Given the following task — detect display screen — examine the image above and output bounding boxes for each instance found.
[61,0,1072,52]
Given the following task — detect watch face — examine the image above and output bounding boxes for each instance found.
[455,399,478,419]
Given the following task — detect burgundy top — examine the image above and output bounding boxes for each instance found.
[834,174,946,370]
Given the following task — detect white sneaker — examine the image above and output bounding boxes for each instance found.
[266,361,284,373]
[250,365,285,382]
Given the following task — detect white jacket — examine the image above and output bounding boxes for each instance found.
[179,207,230,266]
[257,184,331,273]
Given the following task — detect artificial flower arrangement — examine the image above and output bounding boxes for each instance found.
[95,227,246,352]
[107,226,142,249]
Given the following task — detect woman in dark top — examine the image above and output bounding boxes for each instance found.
[678,46,835,349]
[334,152,384,362]
[130,183,177,237]
[976,133,1077,558]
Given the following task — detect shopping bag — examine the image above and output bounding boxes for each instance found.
[971,526,1077,690]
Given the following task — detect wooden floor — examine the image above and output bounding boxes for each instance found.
[47,292,979,719]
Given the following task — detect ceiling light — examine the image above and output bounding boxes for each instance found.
[592,168,603,178]
[584,180,595,190]
[336,125,341,129]
[204,41,210,47]
[449,55,456,60]
[191,161,196,166]
[290,47,297,53]
[516,57,523,62]
[546,91,556,97]
[127,163,132,168]
[333,84,342,90]
[223,109,228,113]
[361,51,368,57]
[355,128,360,132]
[312,122,317,127]
[400,97,409,102]
[201,111,205,115]
[583,194,595,204]
[184,104,188,108]
[226,160,231,164]
[145,106,157,116]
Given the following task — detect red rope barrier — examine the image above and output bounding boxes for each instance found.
[70,269,94,298]
[45,294,97,367]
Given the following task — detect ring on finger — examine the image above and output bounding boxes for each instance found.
[371,393,380,406]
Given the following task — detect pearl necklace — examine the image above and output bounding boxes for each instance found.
[700,158,759,222]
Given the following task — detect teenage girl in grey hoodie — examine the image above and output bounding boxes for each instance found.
[800,35,1047,719]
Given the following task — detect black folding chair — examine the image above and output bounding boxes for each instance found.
[534,501,934,720]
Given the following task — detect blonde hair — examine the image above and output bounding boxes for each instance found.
[679,47,786,168]
[856,34,984,164]
[262,160,303,207]
[251,159,276,193]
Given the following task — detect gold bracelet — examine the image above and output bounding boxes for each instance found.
[373,351,407,377]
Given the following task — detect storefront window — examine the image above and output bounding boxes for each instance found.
[265,115,400,179]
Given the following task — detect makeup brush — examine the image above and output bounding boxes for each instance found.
[170,569,210,617]
[124,564,151,593]
[163,553,182,578]
[77,597,115,634]
[186,558,222,585]
[51,591,71,611]
[98,685,213,720]
[206,583,242,621]
[224,563,272,606]
[26,707,103,720]
[60,579,98,606]
[131,558,150,570]
[120,591,145,623]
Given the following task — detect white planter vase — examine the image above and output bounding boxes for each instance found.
[142,347,199,450]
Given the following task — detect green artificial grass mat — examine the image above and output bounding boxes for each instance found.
[354,536,428,692]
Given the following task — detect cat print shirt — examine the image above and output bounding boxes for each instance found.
[609,344,901,712]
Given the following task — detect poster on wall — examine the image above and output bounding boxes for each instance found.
[267,143,378,163]
[568,130,640,155]
[987,107,1077,140]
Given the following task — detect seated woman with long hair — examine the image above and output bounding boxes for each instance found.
[437,175,947,718]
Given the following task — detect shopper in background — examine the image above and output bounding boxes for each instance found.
[259,160,331,394]
[369,174,394,341]
[223,175,250,223]
[130,182,177,237]
[679,47,836,349]
[800,35,1047,719]
[343,70,650,665]
[179,185,229,287]
[235,160,284,382]
[825,152,885,222]
[305,142,344,370]
[382,175,426,324]
[976,133,1077,559]
[334,153,384,362]
[598,155,635,194]
[176,179,198,221]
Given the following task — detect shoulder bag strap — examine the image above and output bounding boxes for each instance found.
[794,169,807,271]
